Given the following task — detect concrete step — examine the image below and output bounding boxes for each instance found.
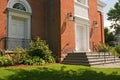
[62,62,90,66]
[62,52,120,66]
[63,58,120,63]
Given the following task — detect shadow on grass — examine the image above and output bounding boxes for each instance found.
[0,66,120,80]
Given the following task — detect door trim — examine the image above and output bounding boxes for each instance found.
[75,23,90,52]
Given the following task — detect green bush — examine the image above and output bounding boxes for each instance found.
[98,44,110,52]
[115,45,120,53]
[12,48,28,64]
[28,37,55,63]
[0,55,13,66]
[115,45,120,57]
[44,56,55,63]
[0,37,55,66]
[24,56,45,65]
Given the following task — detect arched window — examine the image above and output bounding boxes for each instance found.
[7,0,32,50]
[13,3,26,11]
[7,0,32,13]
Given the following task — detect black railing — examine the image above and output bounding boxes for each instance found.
[0,37,30,50]
[99,52,116,64]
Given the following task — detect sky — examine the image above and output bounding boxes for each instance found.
[100,0,118,27]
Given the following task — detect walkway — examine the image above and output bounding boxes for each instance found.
[92,63,120,68]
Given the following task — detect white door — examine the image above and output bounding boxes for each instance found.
[7,16,26,49]
[75,24,89,51]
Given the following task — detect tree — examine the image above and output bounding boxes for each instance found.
[104,27,116,46]
[107,0,120,35]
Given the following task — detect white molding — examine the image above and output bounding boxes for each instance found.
[7,0,32,13]
[74,0,88,6]
[7,9,31,39]
[97,0,106,12]
[73,51,91,53]
[7,8,32,15]
[74,15,90,26]
[74,0,89,21]
[98,0,106,7]
[74,0,88,9]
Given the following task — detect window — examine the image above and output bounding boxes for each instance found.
[13,3,26,11]
[7,0,32,50]
[77,0,86,5]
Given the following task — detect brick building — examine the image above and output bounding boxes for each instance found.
[0,0,105,61]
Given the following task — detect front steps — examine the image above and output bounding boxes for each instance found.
[62,52,120,66]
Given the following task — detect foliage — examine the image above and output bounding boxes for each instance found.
[104,27,116,46]
[114,45,120,56]
[107,0,120,35]
[109,47,116,55]
[24,56,45,65]
[0,37,55,66]
[0,55,13,66]
[12,48,28,64]
[28,37,55,63]
[107,45,120,57]
[98,44,110,52]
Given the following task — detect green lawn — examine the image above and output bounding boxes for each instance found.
[0,64,120,80]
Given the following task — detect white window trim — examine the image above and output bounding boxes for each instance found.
[7,0,32,39]
[75,0,88,7]
[7,0,32,13]
[7,9,31,39]
[97,0,106,13]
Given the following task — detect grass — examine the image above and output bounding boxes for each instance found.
[0,64,120,80]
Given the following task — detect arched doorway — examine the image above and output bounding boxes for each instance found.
[6,0,32,50]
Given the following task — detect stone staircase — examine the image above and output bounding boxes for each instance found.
[62,52,120,66]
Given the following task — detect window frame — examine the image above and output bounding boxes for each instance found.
[76,0,88,5]
[13,3,26,11]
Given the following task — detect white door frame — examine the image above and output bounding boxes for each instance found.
[75,23,90,52]
[74,16,90,52]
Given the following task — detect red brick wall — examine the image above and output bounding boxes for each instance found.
[97,11,105,44]
[89,0,105,51]
[0,0,7,49]
[44,0,61,62]
[0,0,105,60]
[28,0,46,40]
[60,0,75,61]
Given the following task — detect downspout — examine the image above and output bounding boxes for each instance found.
[100,11,103,44]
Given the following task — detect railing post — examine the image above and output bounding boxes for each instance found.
[104,52,105,65]
[114,53,115,63]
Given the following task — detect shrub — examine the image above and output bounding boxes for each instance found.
[115,45,120,53]
[0,55,13,66]
[24,56,45,65]
[98,44,110,52]
[44,56,55,63]
[1,37,55,66]
[28,37,55,63]
[114,45,120,57]
[12,47,28,64]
